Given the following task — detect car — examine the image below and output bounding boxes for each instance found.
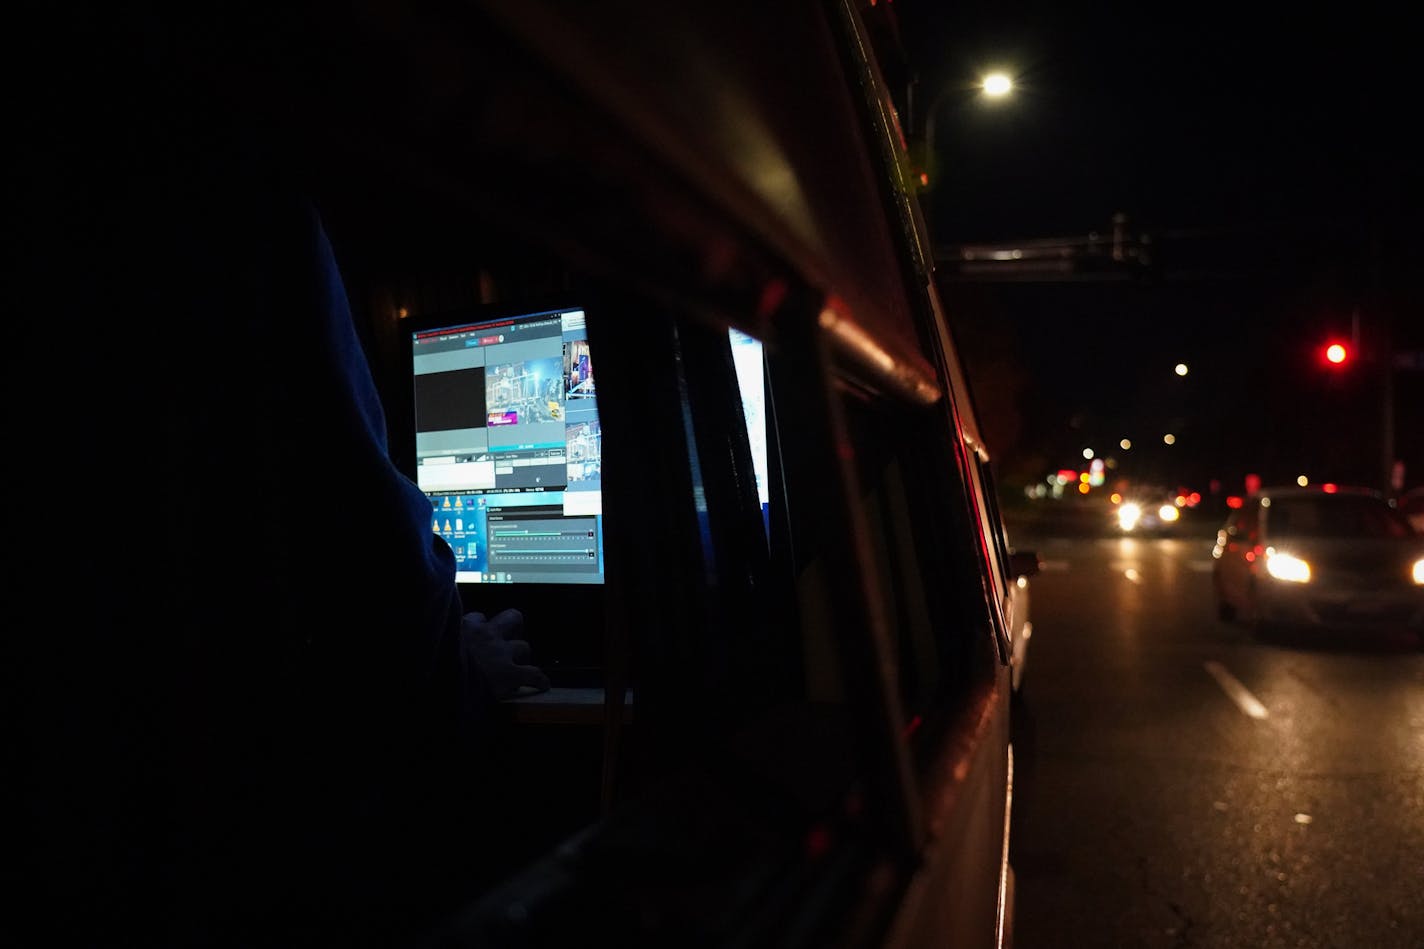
[1212,486,1424,637]
[1115,497,1184,534]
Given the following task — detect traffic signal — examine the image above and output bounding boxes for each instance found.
[1322,340,1349,367]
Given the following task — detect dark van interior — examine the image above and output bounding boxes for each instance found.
[14,3,1025,946]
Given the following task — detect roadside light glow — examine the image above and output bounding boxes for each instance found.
[1158,504,1180,522]
[1326,343,1347,364]
[1175,495,1187,507]
[1110,493,1122,504]
[1413,559,1424,584]
[1297,475,1309,487]
[1163,433,1177,445]
[982,73,1013,97]
[1120,439,1132,450]
[1083,448,1094,459]
[1118,502,1142,531]
[1175,363,1189,376]
[1078,482,1090,495]
[1265,549,1311,583]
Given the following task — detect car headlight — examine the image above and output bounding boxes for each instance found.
[1158,504,1180,523]
[1265,548,1311,583]
[1118,503,1142,531]
[1413,558,1424,585]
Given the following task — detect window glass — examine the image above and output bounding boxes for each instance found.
[1267,496,1411,538]
[837,391,988,719]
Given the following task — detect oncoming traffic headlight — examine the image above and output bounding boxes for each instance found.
[1157,504,1180,523]
[1117,503,1142,531]
[1265,548,1311,583]
[1413,559,1424,585]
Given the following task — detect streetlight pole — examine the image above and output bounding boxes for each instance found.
[914,72,1015,227]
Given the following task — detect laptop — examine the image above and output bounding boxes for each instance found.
[401,302,607,687]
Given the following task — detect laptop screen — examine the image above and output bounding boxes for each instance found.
[409,306,604,585]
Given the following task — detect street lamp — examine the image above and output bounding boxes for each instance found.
[981,72,1013,98]
[916,72,1017,190]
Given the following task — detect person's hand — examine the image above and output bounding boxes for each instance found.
[461,608,551,699]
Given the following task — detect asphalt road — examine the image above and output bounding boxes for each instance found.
[1006,528,1424,948]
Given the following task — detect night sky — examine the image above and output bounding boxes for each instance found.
[885,1,1421,500]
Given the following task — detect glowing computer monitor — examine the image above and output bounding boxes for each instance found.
[407,305,604,585]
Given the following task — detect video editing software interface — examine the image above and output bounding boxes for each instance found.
[411,308,604,585]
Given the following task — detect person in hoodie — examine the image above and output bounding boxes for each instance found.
[12,5,549,944]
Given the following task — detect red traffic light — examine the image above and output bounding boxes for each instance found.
[1323,341,1349,365]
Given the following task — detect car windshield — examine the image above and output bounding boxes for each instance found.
[1266,496,1413,539]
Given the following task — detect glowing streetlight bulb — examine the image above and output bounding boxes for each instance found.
[1163,433,1177,445]
[1174,363,1189,376]
[982,73,1013,97]
[1297,475,1309,487]
[1082,448,1094,459]
[1120,439,1132,450]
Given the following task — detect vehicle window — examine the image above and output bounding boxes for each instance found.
[1266,496,1412,538]
[854,425,941,712]
[838,388,996,724]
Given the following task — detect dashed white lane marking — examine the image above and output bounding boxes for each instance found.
[1188,561,1215,572]
[1204,661,1269,719]
[1038,560,1071,571]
